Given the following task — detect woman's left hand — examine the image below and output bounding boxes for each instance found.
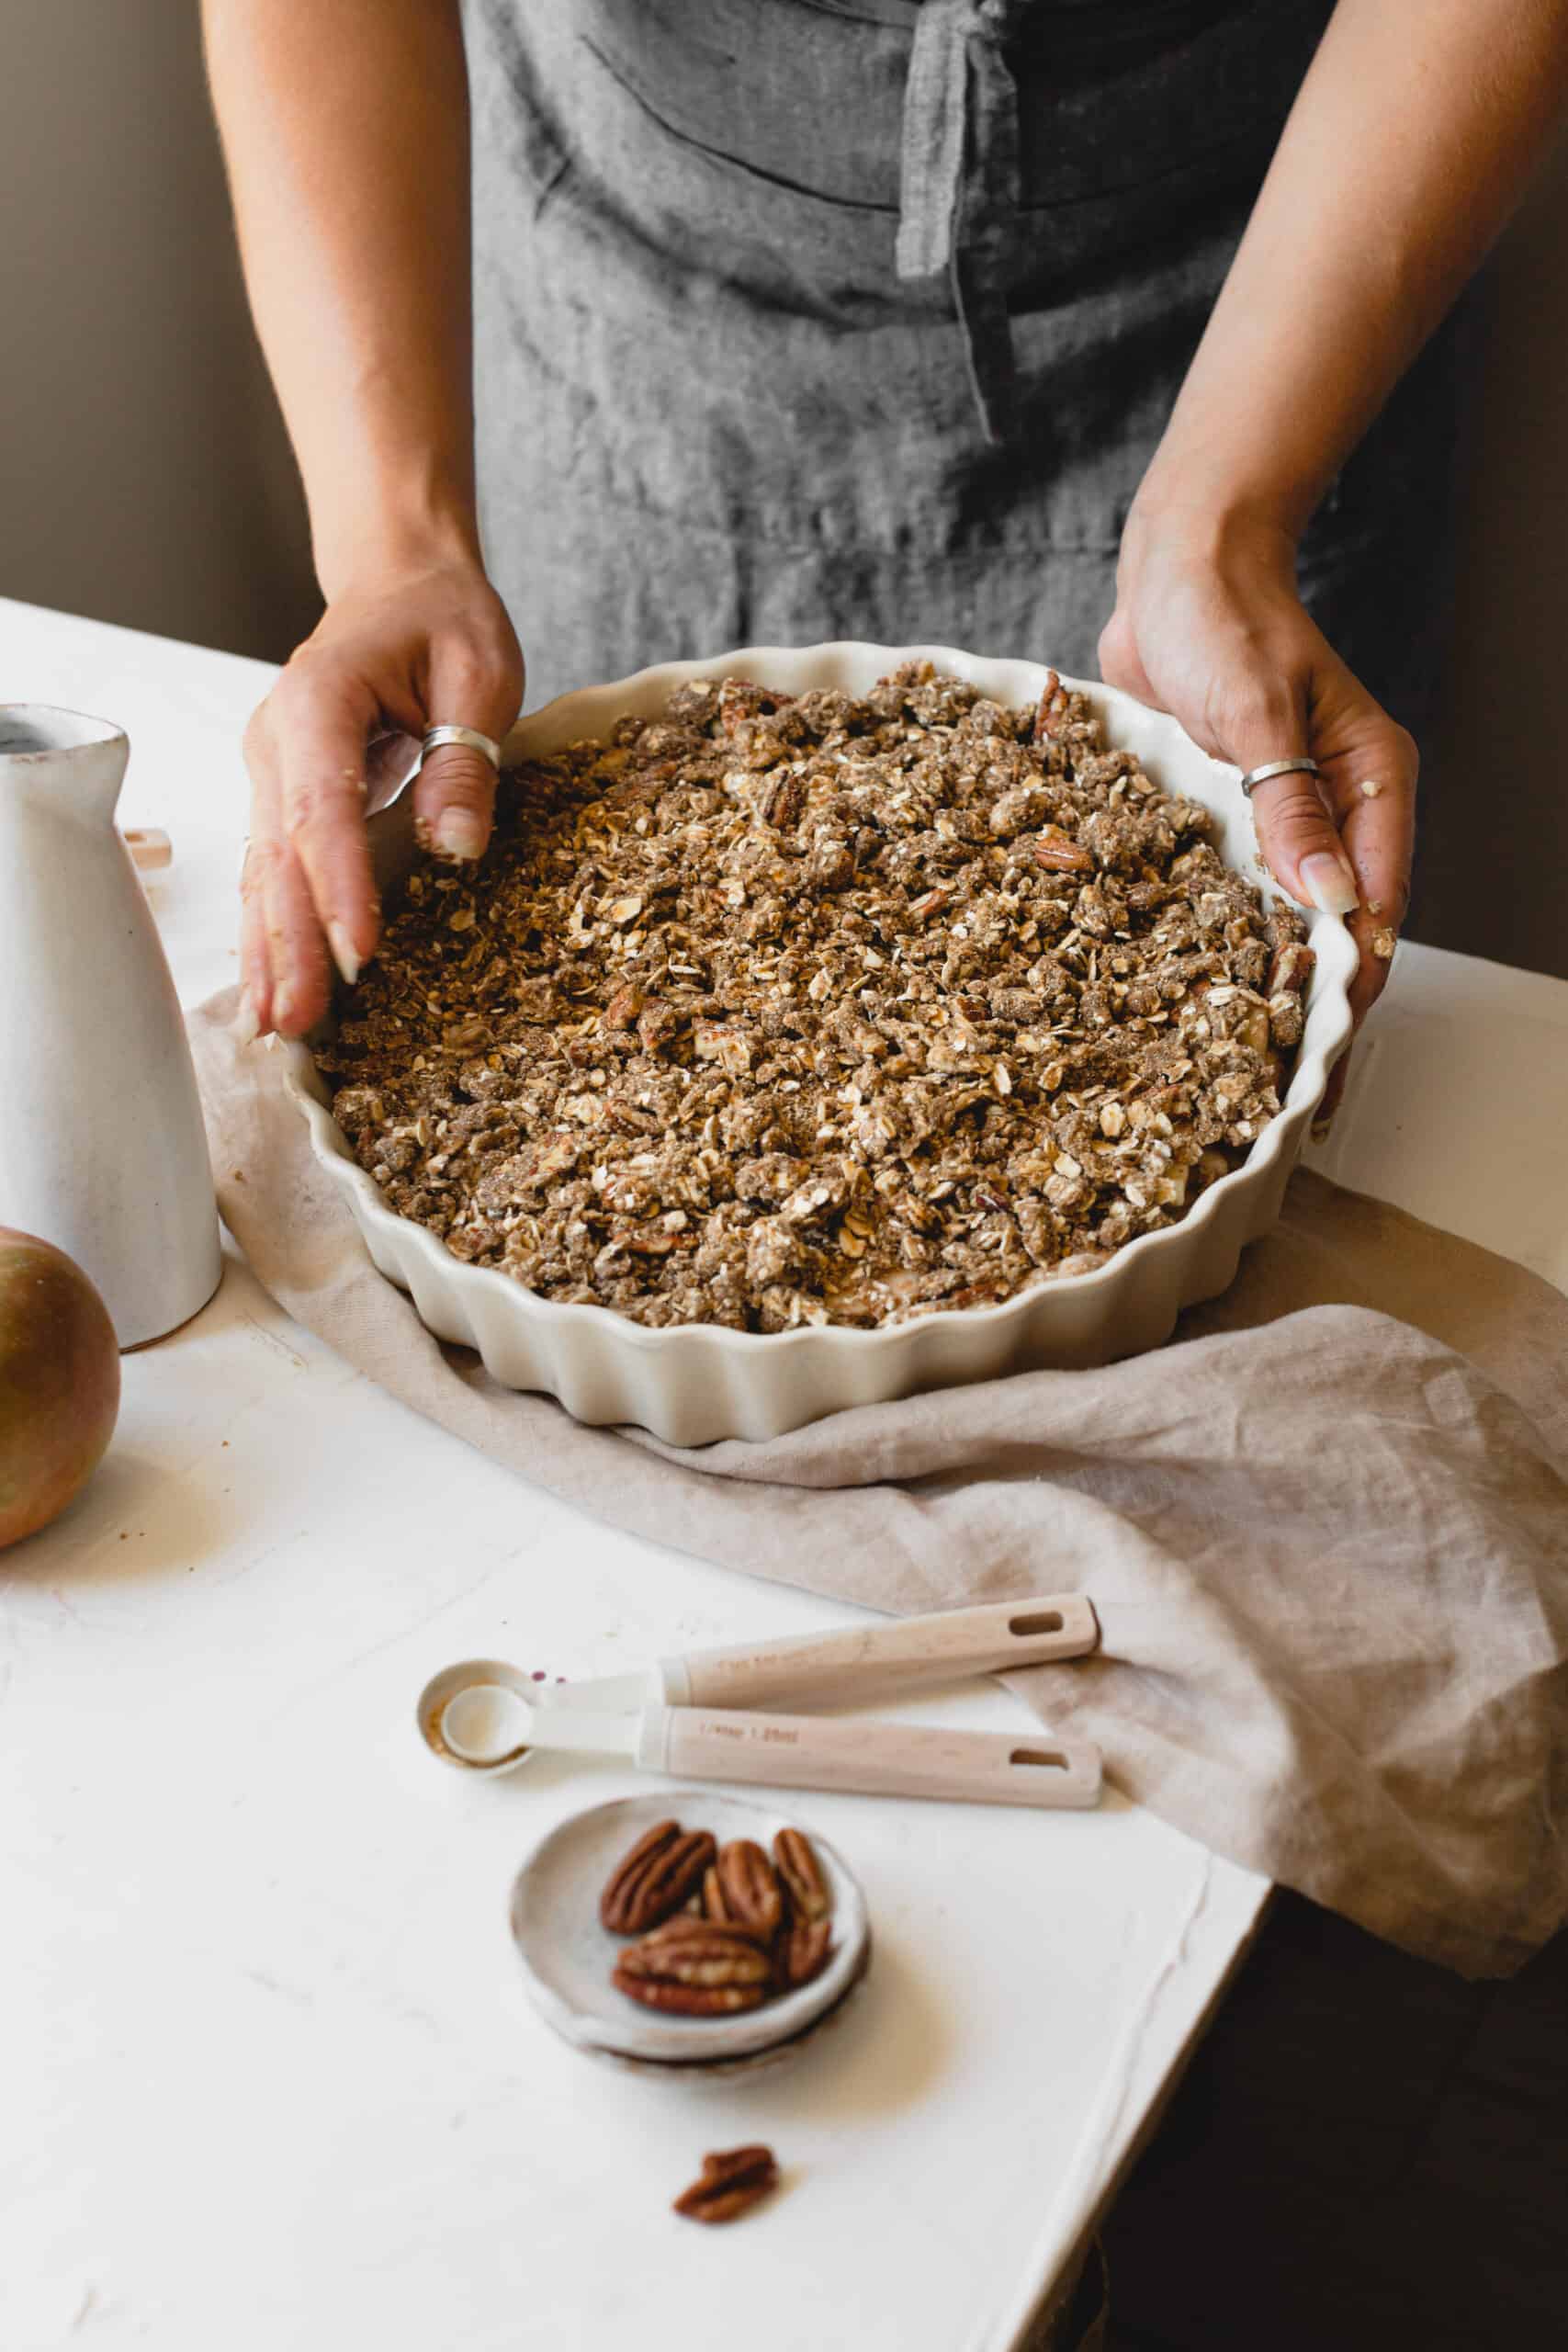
[1100,505,1417,1126]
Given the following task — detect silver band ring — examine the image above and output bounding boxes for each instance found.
[422,724,502,773]
[1238,756,1320,799]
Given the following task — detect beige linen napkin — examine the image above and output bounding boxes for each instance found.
[190,991,1568,1978]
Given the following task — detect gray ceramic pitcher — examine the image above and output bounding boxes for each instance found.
[0,705,220,1345]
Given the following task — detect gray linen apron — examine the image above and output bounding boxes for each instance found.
[467,0,1472,743]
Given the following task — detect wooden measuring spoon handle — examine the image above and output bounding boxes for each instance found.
[639,1706,1102,1810]
[660,1596,1098,1713]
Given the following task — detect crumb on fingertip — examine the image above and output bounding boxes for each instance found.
[1358,777,1385,799]
[1366,900,1384,916]
[1371,927,1397,961]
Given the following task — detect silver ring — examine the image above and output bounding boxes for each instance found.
[422,724,502,773]
[1238,756,1319,799]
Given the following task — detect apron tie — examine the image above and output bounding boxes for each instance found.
[897,0,1030,445]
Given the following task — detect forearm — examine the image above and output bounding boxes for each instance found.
[1134,0,1568,545]
[201,0,478,598]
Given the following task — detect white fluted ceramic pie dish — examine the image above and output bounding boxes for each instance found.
[280,641,1355,1444]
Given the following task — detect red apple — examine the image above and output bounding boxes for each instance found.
[0,1227,120,1551]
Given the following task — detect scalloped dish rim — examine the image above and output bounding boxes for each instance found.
[278,640,1355,1394]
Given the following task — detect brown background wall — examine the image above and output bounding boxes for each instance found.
[1422,137,1568,979]
[1,4,1562,978]
[0,4,318,663]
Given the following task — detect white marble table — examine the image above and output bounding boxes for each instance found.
[5,597,1566,2352]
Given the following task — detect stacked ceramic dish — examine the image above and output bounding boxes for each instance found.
[509,1792,871,2076]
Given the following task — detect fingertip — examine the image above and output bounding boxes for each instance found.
[428,807,489,862]
[240,916,275,1040]
[327,921,364,987]
[265,935,328,1040]
[272,977,323,1039]
[1299,852,1359,918]
[412,743,499,863]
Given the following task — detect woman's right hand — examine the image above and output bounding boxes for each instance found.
[238,556,524,1039]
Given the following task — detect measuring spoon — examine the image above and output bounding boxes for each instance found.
[417,1665,1101,1808]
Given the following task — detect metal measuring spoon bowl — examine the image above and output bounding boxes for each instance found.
[417,1658,547,1775]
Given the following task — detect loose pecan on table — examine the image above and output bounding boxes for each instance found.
[673,2144,781,2224]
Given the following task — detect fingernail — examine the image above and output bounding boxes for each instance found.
[1301,853,1359,916]
[233,993,260,1046]
[327,922,361,987]
[1311,1119,1334,1144]
[272,983,297,1035]
[430,809,486,862]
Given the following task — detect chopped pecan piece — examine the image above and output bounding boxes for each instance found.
[601,983,643,1032]
[908,886,952,922]
[673,2144,780,2224]
[1032,669,1070,741]
[599,1821,717,1936]
[1266,941,1315,997]
[773,1826,831,1923]
[635,997,679,1055]
[1034,825,1093,875]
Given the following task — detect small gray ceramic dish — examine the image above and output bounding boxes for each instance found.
[510,1791,870,2071]
[553,1951,874,2083]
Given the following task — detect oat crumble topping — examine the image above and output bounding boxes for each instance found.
[314,664,1312,1331]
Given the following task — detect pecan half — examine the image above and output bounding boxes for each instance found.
[773,1826,831,1923]
[715,1840,784,1939]
[599,1821,717,1935]
[1034,825,1093,876]
[610,1974,765,2018]
[636,1912,769,1959]
[780,1918,834,1991]
[673,2144,780,2224]
[701,1863,733,1925]
[1032,669,1070,741]
[612,1917,773,2014]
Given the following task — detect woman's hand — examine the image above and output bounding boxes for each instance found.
[239,557,524,1039]
[1100,505,1416,1123]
